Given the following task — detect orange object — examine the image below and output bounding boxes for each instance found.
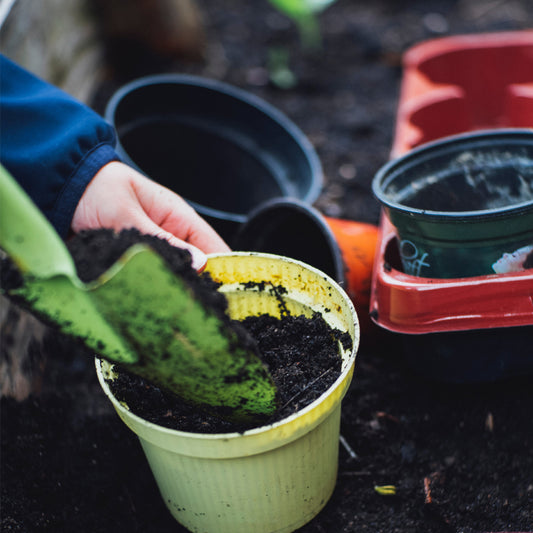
[391,30,533,158]
[325,217,379,313]
[325,217,379,335]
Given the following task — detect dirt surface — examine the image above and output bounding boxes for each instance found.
[2,1,533,532]
[110,311,345,433]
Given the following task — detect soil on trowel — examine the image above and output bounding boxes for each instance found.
[67,227,229,316]
[109,312,346,433]
[67,228,349,433]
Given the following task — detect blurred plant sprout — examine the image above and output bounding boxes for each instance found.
[266,0,337,89]
[268,0,337,50]
[268,47,298,89]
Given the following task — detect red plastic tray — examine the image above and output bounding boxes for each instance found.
[371,31,533,335]
[391,31,533,158]
[370,213,533,334]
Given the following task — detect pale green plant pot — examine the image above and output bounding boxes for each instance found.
[96,252,359,533]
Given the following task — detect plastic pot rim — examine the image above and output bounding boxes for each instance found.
[373,128,533,220]
[105,74,323,222]
[96,251,359,457]
[234,197,346,285]
[403,30,533,68]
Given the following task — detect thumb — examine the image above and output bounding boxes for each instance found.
[163,232,209,272]
[134,217,209,271]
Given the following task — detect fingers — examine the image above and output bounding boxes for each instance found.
[126,215,209,271]
[72,162,231,271]
[165,207,231,255]
[129,171,231,254]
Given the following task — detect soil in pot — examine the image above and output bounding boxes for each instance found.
[66,228,351,433]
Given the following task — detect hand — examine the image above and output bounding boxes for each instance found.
[71,161,230,270]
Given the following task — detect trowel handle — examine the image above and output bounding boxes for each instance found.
[0,165,76,279]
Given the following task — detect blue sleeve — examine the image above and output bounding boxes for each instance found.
[0,55,120,237]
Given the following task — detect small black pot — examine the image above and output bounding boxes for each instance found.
[233,198,346,289]
[105,75,323,243]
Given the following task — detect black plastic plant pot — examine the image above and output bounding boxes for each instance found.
[233,198,346,287]
[373,129,533,278]
[105,75,323,243]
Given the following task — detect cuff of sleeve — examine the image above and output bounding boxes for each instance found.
[51,143,120,238]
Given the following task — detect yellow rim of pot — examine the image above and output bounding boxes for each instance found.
[96,252,359,459]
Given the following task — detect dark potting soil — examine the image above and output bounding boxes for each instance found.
[67,227,228,310]
[388,154,533,213]
[109,312,345,433]
[67,228,346,433]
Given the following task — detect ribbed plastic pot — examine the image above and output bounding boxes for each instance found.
[105,75,323,243]
[96,252,359,533]
[373,129,533,278]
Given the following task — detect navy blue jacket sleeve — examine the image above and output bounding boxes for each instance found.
[0,55,119,237]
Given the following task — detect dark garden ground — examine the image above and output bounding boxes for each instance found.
[2,0,533,531]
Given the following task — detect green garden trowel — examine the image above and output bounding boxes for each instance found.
[0,165,277,423]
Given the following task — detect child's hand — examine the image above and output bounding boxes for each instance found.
[71,161,230,270]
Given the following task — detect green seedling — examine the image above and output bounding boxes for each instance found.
[268,0,337,51]
[268,47,298,90]
[0,165,277,423]
[266,0,337,89]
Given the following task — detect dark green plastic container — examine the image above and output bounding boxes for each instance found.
[373,129,533,278]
